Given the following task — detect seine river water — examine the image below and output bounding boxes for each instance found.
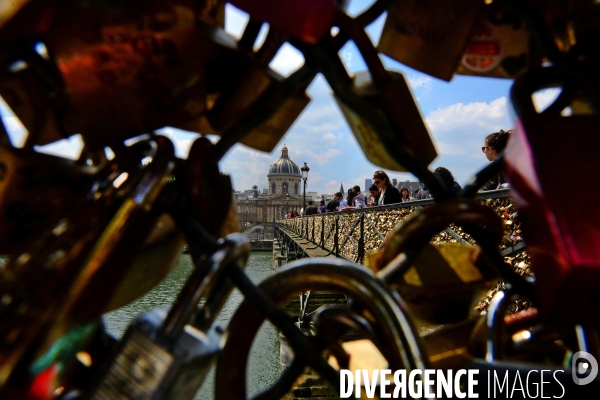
[102,252,279,399]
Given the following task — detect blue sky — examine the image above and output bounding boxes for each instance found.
[0,1,556,195]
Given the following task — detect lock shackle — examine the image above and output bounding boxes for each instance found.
[328,0,390,52]
[510,66,590,117]
[461,155,505,198]
[238,19,263,51]
[300,41,444,196]
[376,200,503,283]
[334,10,391,88]
[161,233,250,340]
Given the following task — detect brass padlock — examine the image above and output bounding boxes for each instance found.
[333,71,437,171]
[377,0,483,81]
[0,1,235,150]
[371,242,496,324]
[206,64,311,153]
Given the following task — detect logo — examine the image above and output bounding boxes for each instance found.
[572,351,598,385]
[461,21,503,73]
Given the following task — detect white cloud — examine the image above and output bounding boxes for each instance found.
[426,97,509,134]
[34,134,84,160]
[325,180,341,195]
[2,116,27,147]
[224,4,249,39]
[304,148,342,165]
[408,74,433,92]
[270,43,305,77]
[341,51,353,69]
[155,127,200,159]
[532,88,561,113]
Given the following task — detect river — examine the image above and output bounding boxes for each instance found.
[102,252,279,399]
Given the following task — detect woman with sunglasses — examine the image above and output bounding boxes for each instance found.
[482,129,512,191]
[372,170,402,205]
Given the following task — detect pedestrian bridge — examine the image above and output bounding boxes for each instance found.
[275,189,526,266]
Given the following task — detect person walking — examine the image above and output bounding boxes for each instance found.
[373,170,402,205]
[319,200,326,214]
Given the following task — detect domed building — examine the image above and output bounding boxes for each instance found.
[235,144,306,229]
[268,145,302,195]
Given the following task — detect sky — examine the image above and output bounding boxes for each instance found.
[0,0,558,195]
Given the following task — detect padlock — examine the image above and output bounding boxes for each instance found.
[174,21,312,153]
[0,144,96,255]
[387,242,497,324]
[333,70,437,171]
[505,113,600,326]
[0,1,238,150]
[229,0,337,43]
[207,65,311,151]
[206,63,311,153]
[456,5,533,79]
[90,308,222,400]
[0,137,178,387]
[90,234,250,399]
[377,0,483,81]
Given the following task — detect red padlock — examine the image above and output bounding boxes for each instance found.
[229,0,337,43]
[505,114,600,325]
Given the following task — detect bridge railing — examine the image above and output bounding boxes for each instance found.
[276,189,526,265]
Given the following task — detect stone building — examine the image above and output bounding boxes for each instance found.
[396,180,422,195]
[236,145,305,229]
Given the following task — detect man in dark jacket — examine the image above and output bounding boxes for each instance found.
[305,200,318,215]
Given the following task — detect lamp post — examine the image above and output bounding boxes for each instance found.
[301,163,310,238]
[301,163,310,216]
[286,193,290,216]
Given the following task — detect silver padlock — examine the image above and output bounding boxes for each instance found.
[90,234,250,399]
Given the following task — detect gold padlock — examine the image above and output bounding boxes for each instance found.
[383,242,496,324]
[205,64,311,153]
[377,0,483,81]
[333,71,437,171]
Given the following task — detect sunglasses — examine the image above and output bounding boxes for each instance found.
[481,146,491,152]
[374,180,382,184]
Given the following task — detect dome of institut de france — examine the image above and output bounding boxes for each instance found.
[268,145,301,195]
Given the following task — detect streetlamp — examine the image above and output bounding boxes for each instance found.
[301,162,310,216]
[286,193,290,216]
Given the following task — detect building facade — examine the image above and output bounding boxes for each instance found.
[236,145,305,226]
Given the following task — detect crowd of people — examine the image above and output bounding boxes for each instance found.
[283,129,512,217]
